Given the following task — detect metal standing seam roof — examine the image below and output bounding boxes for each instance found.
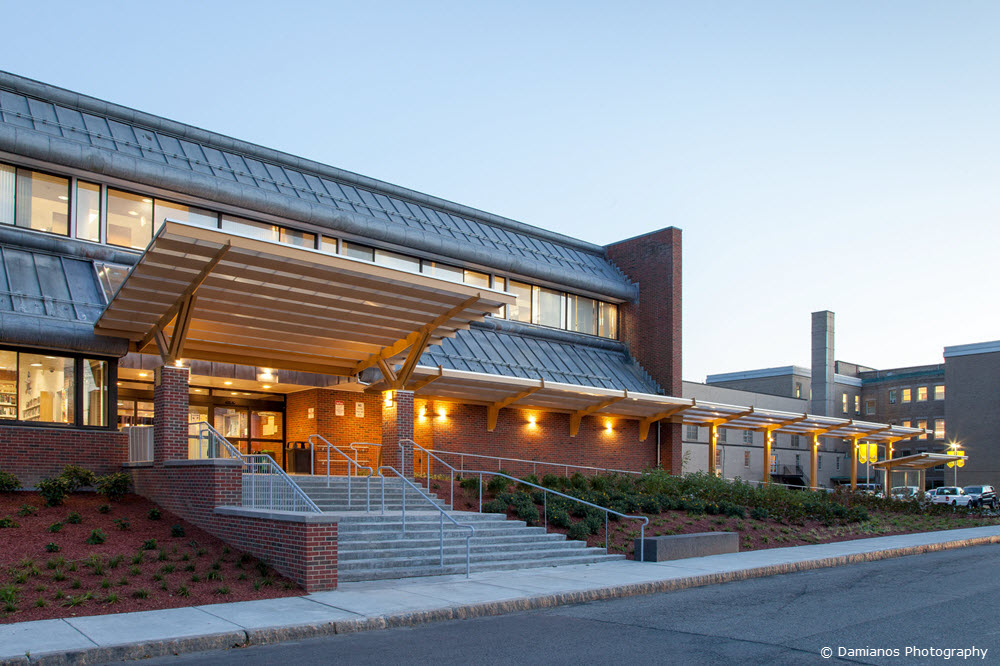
[0,72,634,300]
[419,324,662,393]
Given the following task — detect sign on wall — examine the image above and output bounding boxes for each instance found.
[335,400,344,417]
[355,402,364,418]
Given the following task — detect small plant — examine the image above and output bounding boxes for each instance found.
[67,561,77,572]
[0,470,20,493]
[97,504,112,514]
[210,559,222,571]
[157,549,168,562]
[128,566,141,576]
[214,585,231,595]
[16,504,37,517]
[85,529,107,545]
[486,475,512,494]
[46,556,64,570]
[48,522,64,533]
[95,472,131,502]
[142,539,157,551]
[237,572,247,581]
[206,570,222,581]
[115,518,130,531]
[181,553,191,562]
[222,546,231,556]
[105,593,120,604]
[108,555,124,569]
[0,516,19,528]
[0,584,19,612]
[160,564,176,574]
[176,585,190,597]
[191,574,201,583]
[152,573,163,582]
[750,507,769,521]
[132,589,149,599]
[100,578,111,590]
[86,554,105,575]
[147,508,161,521]
[459,476,480,492]
[117,577,129,587]
[37,477,70,507]
[52,571,67,582]
[70,578,81,590]
[59,465,97,492]
[131,552,144,565]
[196,548,207,557]
[159,580,168,591]
[568,521,591,540]
[34,598,47,608]
[66,512,82,525]
[184,564,196,572]
[45,542,60,553]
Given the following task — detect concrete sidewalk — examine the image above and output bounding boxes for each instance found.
[3,526,1000,665]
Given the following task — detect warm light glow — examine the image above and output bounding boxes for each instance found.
[138,372,148,378]
[527,414,537,427]
[174,359,184,367]
[418,406,427,419]
[384,391,394,408]
[605,419,613,432]
[437,407,447,420]
[262,385,271,390]
[223,381,233,385]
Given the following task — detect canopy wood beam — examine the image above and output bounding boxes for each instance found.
[487,384,543,431]
[569,394,627,437]
[638,401,695,442]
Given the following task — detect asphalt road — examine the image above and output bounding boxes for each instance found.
[132,544,1000,665]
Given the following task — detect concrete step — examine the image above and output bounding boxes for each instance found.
[337,552,625,582]
[338,539,585,561]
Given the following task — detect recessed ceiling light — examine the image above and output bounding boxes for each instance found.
[262,385,271,389]
[29,362,43,367]
[138,372,148,378]
[128,210,138,216]
[223,381,233,385]
[230,392,238,396]
[142,198,152,203]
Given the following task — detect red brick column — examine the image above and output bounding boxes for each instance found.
[154,365,189,464]
[381,390,414,475]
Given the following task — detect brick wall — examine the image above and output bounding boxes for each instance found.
[0,426,127,487]
[130,461,338,591]
[154,365,189,464]
[381,391,413,472]
[605,227,683,473]
[413,399,662,477]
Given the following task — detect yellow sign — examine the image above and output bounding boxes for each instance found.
[856,442,878,464]
[947,451,967,468]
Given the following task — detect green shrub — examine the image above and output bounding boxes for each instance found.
[482,498,509,514]
[16,504,37,517]
[585,512,604,535]
[147,508,161,521]
[85,529,107,545]
[589,475,609,492]
[567,521,591,540]
[749,506,768,521]
[686,499,706,515]
[639,496,662,514]
[45,542,60,553]
[0,516,19,528]
[705,501,720,515]
[540,473,560,488]
[724,504,746,519]
[485,475,511,494]
[96,473,131,502]
[115,518,130,531]
[142,539,158,551]
[520,474,540,487]
[170,524,186,538]
[0,470,20,493]
[530,490,546,505]
[513,501,540,526]
[570,472,588,490]
[458,476,480,493]
[547,508,572,528]
[66,512,82,524]
[97,504,112,514]
[59,465,97,492]
[37,477,70,507]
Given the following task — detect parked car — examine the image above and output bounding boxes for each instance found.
[856,483,882,496]
[963,485,997,509]
[923,488,942,503]
[890,486,920,500]
[930,486,972,506]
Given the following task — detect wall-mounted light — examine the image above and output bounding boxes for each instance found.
[418,406,427,420]
[437,407,447,421]
[174,359,185,367]
[605,419,614,433]
[384,391,394,408]
[527,414,537,427]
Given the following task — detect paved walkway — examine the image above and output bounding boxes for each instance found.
[3,526,1000,665]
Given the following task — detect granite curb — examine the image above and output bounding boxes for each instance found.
[5,532,1000,665]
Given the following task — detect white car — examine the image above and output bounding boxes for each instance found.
[930,486,972,506]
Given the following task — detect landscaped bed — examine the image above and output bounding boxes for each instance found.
[422,470,1000,558]
[0,469,302,624]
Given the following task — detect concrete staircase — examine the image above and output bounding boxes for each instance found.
[290,476,625,582]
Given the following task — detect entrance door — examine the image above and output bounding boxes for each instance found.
[213,407,284,463]
[214,407,249,454]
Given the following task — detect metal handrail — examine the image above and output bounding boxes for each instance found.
[351,441,382,470]
[308,435,373,511]
[402,439,649,561]
[420,448,641,478]
[189,421,321,513]
[379,465,475,578]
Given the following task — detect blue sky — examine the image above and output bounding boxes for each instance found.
[3,1,998,381]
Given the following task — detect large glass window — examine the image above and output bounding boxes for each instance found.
[598,301,617,339]
[19,354,74,424]
[934,419,945,440]
[0,351,15,421]
[374,248,420,272]
[221,215,315,248]
[532,286,565,329]
[75,181,102,242]
[917,386,928,401]
[901,388,912,403]
[567,294,597,335]
[95,263,130,302]
[82,359,108,426]
[508,280,532,323]
[422,261,463,282]
[107,189,153,249]
[935,385,945,400]
[341,241,375,261]
[154,200,219,230]
[463,270,490,288]
[14,170,69,235]
[320,236,338,254]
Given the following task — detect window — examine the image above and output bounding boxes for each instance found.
[795,453,801,469]
[934,419,945,440]
[320,236,338,254]
[744,451,751,467]
[341,241,375,261]
[795,382,802,399]
[567,294,597,336]
[889,389,897,404]
[935,385,945,400]
[373,248,420,272]
[19,354,74,424]
[508,280,532,323]
[154,200,219,230]
[917,386,928,401]
[818,455,823,470]
[422,261,463,282]
[493,277,508,317]
[685,425,699,440]
[0,351,113,427]
[0,351,15,420]
[836,456,841,471]
[791,434,801,448]
[865,399,876,416]
[1,169,70,236]
[82,359,108,426]
[598,301,617,339]
[532,286,565,329]
[221,215,315,248]
[742,430,753,445]
[770,454,778,474]
[107,189,153,249]
[918,419,927,439]
[718,428,728,443]
[94,263,130,302]
[841,393,848,413]
[463,270,490,288]
[854,395,860,413]
[75,181,102,242]
[901,388,911,403]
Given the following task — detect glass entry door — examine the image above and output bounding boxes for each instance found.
[214,407,249,454]
[213,407,284,460]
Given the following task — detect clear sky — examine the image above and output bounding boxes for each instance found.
[3,1,998,382]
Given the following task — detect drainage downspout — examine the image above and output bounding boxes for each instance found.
[656,421,661,469]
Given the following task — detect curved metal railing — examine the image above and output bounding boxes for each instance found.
[189,421,320,513]
[379,465,476,577]
[403,439,649,560]
[308,435,374,511]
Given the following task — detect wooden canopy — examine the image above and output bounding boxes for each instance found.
[94,221,515,382]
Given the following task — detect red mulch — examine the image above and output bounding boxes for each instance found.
[0,492,303,624]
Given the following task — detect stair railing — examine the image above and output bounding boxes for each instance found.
[378,465,476,578]
[402,439,648,561]
[189,422,321,513]
[307,435,374,511]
